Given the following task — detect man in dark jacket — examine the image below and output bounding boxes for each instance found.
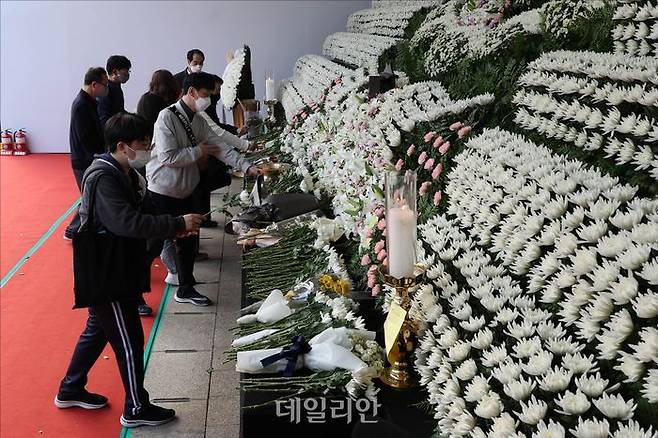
[55,112,203,428]
[98,55,131,126]
[64,67,109,240]
[173,48,204,90]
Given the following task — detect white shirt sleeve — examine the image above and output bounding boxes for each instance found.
[199,112,249,152]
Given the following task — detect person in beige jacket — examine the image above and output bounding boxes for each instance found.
[146,72,259,306]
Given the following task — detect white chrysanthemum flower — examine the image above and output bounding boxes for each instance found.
[570,248,598,276]
[593,393,636,420]
[575,373,609,398]
[539,366,572,392]
[437,327,460,349]
[516,395,548,425]
[641,368,658,403]
[639,260,658,285]
[555,390,591,415]
[612,420,657,438]
[492,360,523,385]
[482,344,509,368]
[618,243,652,270]
[489,412,518,437]
[523,350,553,376]
[494,308,519,325]
[631,327,658,363]
[447,340,471,362]
[463,375,490,403]
[460,315,486,332]
[472,328,494,350]
[455,359,478,381]
[513,337,542,359]
[633,291,658,319]
[615,352,645,382]
[475,392,502,419]
[533,419,566,438]
[563,353,596,374]
[570,418,610,438]
[506,321,536,339]
[611,274,639,305]
[504,375,536,401]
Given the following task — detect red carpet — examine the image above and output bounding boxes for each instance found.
[0,154,79,277]
[1,154,167,438]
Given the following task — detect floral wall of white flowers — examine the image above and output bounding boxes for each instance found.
[255,0,658,434]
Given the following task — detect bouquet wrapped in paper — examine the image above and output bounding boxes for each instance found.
[235,327,376,375]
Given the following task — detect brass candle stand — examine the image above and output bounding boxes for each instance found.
[380,270,421,390]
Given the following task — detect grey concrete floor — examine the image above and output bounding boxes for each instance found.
[132,182,242,438]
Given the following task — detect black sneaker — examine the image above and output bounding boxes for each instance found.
[200,219,218,228]
[120,403,176,428]
[62,231,73,241]
[54,390,108,409]
[174,288,212,306]
[138,304,153,316]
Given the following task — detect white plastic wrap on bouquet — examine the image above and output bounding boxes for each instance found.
[235,327,374,375]
[235,342,367,374]
[310,327,376,349]
[231,329,280,348]
[236,289,293,325]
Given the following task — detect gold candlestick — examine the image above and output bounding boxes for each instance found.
[380,270,421,390]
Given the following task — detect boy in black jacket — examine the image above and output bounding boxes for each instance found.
[55,112,203,428]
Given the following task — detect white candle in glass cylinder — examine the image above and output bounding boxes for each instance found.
[387,204,416,279]
[265,77,275,101]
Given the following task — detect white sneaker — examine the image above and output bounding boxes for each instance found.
[165,272,179,286]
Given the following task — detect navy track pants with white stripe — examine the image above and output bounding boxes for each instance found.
[58,300,149,416]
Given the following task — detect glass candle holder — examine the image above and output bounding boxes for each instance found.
[385,170,417,279]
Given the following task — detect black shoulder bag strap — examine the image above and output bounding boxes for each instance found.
[167,105,198,147]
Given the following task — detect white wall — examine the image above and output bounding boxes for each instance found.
[0,0,369,153]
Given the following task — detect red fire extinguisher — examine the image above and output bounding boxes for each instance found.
[13,129,29,155]
[1,130,14,155]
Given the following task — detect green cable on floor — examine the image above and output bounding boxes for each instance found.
[119,283,173,438]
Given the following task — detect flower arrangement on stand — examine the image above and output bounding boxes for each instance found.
[347,5,431,38]
[221,47,248,110]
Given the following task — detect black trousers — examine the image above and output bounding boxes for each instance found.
[58,300,149,416]
[65,168,86,235]
[148,190,197,292]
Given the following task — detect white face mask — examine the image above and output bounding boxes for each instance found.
[194,95,211,112]
[126,147,152,168]
[189,64,202,73]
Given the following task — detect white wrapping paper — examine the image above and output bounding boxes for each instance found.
[231,329,280,348]
[236,289,293,325]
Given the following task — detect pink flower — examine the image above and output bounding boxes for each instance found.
[432,163,443,180]
[406,144,416,156]
[395,159,404,171]
[424,158,435,170]
[423,131,436,142]
[374,206,385,218]
[439,141,451,155]
[449,121,463,131]
[368,265,378,274]
[372,284,381,296]
[367,277,376,289]
[377,219,387,231]
[377,249,387,261]
[433,191,442,206]
[419,181,431,195]
[418,151,428,165]
[382,257,388,266]
[361,254,371,266]
[432,136,444,149]
[457,126,472,138]
[365,227,374,238]
[374,240,385,253]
